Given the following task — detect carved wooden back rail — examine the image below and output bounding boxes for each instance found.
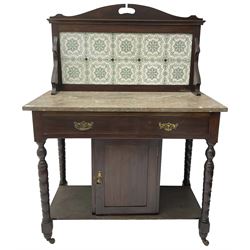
[48,4,204,94]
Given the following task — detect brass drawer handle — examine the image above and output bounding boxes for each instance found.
[74,121,94,131]
[159,122,178,132]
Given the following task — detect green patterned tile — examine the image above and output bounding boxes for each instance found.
[141,61,165,84]
[113,34,140,60]
[88,60,113,84]
[141,34,165,59]
[62,61,86,84]
[60,32,192,85]
[114,61,139,84]
[60,33,85,58]
[167,34,192,60]
[86,33,112,59]
[166,61,190,85]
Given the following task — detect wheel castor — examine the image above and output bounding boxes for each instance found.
[201,238,209,246]
[47,237,55,244]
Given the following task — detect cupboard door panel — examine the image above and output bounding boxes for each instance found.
[104,142,148,207]
[92,139,162,215]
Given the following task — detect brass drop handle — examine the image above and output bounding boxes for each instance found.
[159,122,178,132]
[74,121,94,131]
[96,171,103,184]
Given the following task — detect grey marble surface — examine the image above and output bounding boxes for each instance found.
[22,91,228,112]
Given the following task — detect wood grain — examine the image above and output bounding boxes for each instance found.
[199,142,215,246]
[32,111,211,140]
[183,139,193,186]
[92,139,162,214]
[58,138,67,185]
[51,186,201,219]
[36,141,55,244]
[48,4,204,24]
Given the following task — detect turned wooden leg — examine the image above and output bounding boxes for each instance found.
[37,141,55,244]
[199,141,215,246]
[58,138,67,185]
[183,139,193,186]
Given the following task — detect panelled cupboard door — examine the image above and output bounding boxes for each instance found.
[92,139,162,215]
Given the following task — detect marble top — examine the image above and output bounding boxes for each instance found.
[22,91,227,112]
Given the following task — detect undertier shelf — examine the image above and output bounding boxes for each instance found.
[51,186,201,220]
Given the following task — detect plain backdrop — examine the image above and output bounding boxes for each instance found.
[0,0,249,249]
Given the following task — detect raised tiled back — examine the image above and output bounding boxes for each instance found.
[60,32,192,85]
[48,4,204,93]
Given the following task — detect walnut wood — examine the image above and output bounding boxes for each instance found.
[48,4,204,24]
[36,141,55,244]
[58,138,67,185]
[61,84,195,92]
[199,142,216,246]
[208,112,220,144]
[193,37,201,95]
[31,110,221,245]
[183,139,193,186]
[92,139,161,214]
[32,111,211,141]
[51,36,59,95]
[57,25,200,33]
[51,186,201,219]
[47,4,204,94]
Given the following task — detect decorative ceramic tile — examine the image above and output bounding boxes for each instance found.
[167,34,192,60]
[141,61,165,84]
[60,32,192,85]
[166,61,191,85]
[114,61,139,84]
[62,61,86,84]
[86,33,112,59]
[141,34,165,59]
[60,33,85,58]
[113,33,140,60]
[88,60,113,84]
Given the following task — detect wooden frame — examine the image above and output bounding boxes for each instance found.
[31,109,221,245]
[48,4,204,94]
[22,4,227,246]
[32,111,220,144]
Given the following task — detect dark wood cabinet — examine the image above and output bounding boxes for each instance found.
[22,4,228,245]
[92,139,162,215]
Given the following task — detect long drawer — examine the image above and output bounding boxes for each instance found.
[33,111,213,140]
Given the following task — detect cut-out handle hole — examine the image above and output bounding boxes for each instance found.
[118,6,135,15]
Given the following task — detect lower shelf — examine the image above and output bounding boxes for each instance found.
[51,185,201,220]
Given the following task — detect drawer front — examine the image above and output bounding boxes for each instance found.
[34,112,210,139]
